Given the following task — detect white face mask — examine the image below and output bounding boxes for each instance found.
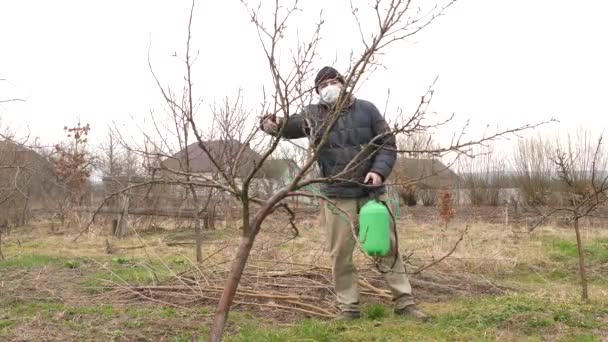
[320,84,342,104]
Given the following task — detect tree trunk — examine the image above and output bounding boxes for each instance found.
[573,217,589,300]
[115,193,130,238]
[194,215,203,262]
[203,206,216,230]
[111,219,118,235]
[209,234,255,342]
[209,190,285,341]
[0,231,5,261]
[20,191,30,226]
[187,185,203,263]
[208,204,216,229]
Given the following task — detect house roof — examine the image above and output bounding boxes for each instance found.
[0,140,58,192]
[161,140,263,178]
[391,157,460,189]
[0,140,53,171]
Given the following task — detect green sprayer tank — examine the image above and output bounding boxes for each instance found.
[358,199,391,256]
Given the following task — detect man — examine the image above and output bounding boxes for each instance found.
[261,66,428,321]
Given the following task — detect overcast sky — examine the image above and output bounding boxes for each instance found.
[1,0,607,150]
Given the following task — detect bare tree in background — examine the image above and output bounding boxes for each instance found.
[0,88,64,228]
[458,146,509,206]
[392,133,440,206]
[532,130,608,300]
[52,122,94,226]
[513,134,555,206]
[98,129,125,179]
[0,135,34,226]
[0,129,61,228]
[1,86,30,225]
[397,132,440,159]
[96,127,147,237]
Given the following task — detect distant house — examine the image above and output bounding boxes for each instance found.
[390,157,461,189]
[159,140,317,203]
[161,139,262,179]
[0,140,63,224]
[389,157,461,206]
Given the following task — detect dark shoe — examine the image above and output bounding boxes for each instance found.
[334,310,361,321]
[395,304,430,322]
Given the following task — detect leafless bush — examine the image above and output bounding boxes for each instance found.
[392,133,441,206]
[512,135,555,206]
[418,188,437,206]
[397,132,439,158]
[0,139,34,226]
[458,146,509,206]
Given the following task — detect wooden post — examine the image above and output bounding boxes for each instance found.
[574,217,589,300]
[111,218,118,235]
[111,176,133,238]
[116,192,130,238]
[0,230,5,261]
[0,221,7,260]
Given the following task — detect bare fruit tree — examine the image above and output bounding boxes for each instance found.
[83,1,551,340]
[201,0,550,339]
[531,130,608,300]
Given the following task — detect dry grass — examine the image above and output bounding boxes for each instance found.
[2,214,608,341]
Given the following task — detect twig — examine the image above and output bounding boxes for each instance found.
[412,224,468,275]
[358,279,392,298]
[284,300,336,317]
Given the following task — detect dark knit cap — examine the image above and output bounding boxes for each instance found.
[314,66,345,94]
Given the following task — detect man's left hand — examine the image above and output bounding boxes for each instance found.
[364,172,383,186]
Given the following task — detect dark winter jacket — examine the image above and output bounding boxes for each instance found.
[278,98,397,198]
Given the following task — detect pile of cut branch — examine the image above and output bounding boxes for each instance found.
[102,259,507,322]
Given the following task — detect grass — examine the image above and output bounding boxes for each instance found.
[549,238,608,263]
[562,334,600,342]
[0,320,12,335]
[2,221,608,341]
[435,295,603,331]
[225,294,608,341]
[83,257,191,294]
[0,300,212,340]
[0,254,63,269]
[497,231,608,288]
[85,263,157,289]
[0,254,185,295]
[362,303,390,320]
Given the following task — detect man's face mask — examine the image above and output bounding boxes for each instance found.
[320,83,342,104]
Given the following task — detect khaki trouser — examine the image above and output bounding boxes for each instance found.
[323,196,414,313]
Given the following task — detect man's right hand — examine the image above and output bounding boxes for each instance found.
[261,114,283,134]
